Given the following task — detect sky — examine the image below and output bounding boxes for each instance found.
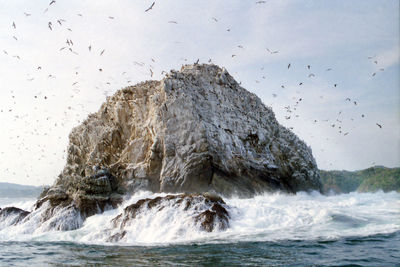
[0,0,399,186]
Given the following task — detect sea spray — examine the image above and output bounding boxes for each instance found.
[0,191,399,245]
[0,198,36,211]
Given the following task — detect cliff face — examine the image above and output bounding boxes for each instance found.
[28,64,322,229]
[53,64,320,200]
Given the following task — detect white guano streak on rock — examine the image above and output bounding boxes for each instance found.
[55,64,321,198]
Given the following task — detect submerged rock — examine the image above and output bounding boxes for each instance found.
[33,63,321,230]
[0,207,30,226]
[108,193,229,242]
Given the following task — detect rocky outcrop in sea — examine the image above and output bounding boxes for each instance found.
[0,207,30,227]
[2,64,321,234]
[108,193,229,242]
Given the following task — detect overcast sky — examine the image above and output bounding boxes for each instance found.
[0,0,399,186]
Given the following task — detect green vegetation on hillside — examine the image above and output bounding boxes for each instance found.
[320,166,400,194]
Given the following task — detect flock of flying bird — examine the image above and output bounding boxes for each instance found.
[1,1,388,181]
[279,55,385,134]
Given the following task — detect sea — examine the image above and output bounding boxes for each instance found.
[0,191,399,266]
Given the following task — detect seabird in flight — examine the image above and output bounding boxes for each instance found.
[145,2,155,12]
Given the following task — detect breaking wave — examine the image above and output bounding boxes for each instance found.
[0,191,399,245]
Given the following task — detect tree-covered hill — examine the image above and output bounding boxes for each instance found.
[320,166,400,194]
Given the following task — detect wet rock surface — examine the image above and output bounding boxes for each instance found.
[32,167,123,230]
[0,207,30,226]
[109,193,229,241]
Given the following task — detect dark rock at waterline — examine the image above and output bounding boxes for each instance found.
[108,193,229,242]
[0,206,30,225]
[32,167,123,230]
[194,201,229,232]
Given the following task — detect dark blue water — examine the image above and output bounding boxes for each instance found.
[1,231,399,266]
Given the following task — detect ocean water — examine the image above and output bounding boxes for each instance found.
[0,191,399,266]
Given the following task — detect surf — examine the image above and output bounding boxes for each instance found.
[0,190,399,246]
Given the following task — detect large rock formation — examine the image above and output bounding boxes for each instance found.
[30,63,320,230]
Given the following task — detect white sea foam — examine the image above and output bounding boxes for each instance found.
[0,191,399,245]
[0,198,36,211]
